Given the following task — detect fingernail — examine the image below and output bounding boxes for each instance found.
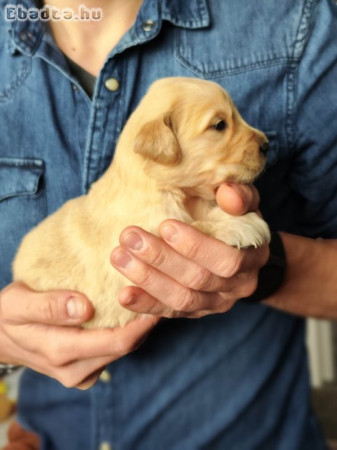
[113,250,132,268]
[123,232,144,251]
[67,298,85,319]
[226,182,241,192]
[161,225,178,243]
[225,181,240,191]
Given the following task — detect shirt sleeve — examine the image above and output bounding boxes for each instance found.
[290,0,337,238]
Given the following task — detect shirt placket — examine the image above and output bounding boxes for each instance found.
[91,367,121,450]
[83,11,163,450]
[82,58,124,192]
[83,59,127,449]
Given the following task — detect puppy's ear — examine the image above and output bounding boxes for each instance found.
[134,114,181,165]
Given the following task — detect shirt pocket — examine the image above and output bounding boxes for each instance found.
[174,29,283,80]
[0,158,44,201]
[0,158,46,287]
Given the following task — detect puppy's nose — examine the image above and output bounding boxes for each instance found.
[260,141,269,156]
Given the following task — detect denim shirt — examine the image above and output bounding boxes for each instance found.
[1,0,337,448]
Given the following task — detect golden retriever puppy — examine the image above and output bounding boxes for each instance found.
[13,77,271,328]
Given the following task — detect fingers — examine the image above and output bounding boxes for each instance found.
[111,224,268,316]
[112,246,211,313]
[2,311,158,389]
[216,183,260,215]
[118,285,235,318]
[159,221,268,276]
[0,326,110,389]
[113,228,225,291]
[76,369,105,390]
[0,282,94,326]
[6,315,159,363]
[0,282,159,389]
[34,316,158,388]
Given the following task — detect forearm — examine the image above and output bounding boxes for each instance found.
[264,233,337,319]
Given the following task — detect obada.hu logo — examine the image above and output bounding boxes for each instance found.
[4,4,103,22]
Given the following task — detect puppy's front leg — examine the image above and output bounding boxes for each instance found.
[192,207,270,249]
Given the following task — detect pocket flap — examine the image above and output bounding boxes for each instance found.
[0,158,44,201]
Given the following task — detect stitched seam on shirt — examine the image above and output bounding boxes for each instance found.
[0,159,43,168]
[286,0,318,151]
[83,101,99,193]
[285,65,297,152]
[197,0,208,21]
[291,0,318,60]
[176,54,296,78]
[0,58,31,101]
[0,190,38,201]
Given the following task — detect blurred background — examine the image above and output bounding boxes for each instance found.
[309,319,337,449]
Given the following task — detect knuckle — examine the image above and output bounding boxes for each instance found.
[40,300,56,323]
[239,274,259,298]
[77,370,102,390]
[218,251,244,278]
[112,337,133,356]
[137,266,153,288]
[40,293,66,323]
[46,341,67,367]
[186,266,212,290]
[185,239,203,261]
[57,371,77,388]
[173,289,196,312]
[148,247,166,268]
[77,379,99,390]
[47,352,64,367]
[62,380,76,388]
[57,369,101,389]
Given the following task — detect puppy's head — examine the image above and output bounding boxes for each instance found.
[133,78,268,199]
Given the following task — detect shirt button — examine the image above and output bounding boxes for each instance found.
[142,20,155,32]
[99,370,111,383]
[99,442,113,450]
[104,78,120,92]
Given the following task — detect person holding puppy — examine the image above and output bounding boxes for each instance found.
[0,0,337,449]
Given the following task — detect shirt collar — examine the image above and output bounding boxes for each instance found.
[5,0,210,56]
[4,0,44,56]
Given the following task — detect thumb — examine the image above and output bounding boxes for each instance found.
[216,183,260,216]
[0,282,94,326]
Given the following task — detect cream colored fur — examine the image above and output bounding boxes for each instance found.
[12,77,271,328]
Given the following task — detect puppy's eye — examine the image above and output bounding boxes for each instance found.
[212,120,227,132]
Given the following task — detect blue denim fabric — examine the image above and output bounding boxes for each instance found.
[1,0,337,448]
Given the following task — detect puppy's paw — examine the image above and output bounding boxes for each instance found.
[214,212,271,248]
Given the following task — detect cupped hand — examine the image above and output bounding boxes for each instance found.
[0,282,158,389]
[111,183,269,319]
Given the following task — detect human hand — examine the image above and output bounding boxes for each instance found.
[0,282,158,389]
[111,183,269,318]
